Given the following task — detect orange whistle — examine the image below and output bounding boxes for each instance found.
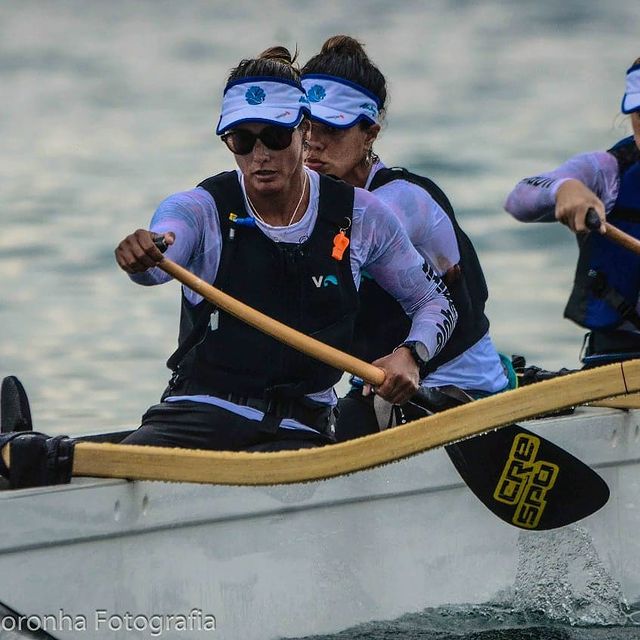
[332,231,349,260]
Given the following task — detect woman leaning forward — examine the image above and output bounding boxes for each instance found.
[505,56,640,366]
[301,36,508,440]
[114,46,457,452]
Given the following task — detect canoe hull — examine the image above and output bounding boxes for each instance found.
[0,407,638,639]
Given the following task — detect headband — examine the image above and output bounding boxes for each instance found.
[301,74,381,128]
[216,77,310,135]
[621,64,640,114]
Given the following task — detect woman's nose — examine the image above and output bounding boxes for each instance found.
[252,139,271,159]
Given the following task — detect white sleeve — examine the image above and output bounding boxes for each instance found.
[373,179,460,275]
[504,151,620,223]
[349,188,457,359]
[130,187,223,305]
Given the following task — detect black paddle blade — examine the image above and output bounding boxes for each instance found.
[445,424,609,530]
[1,376,33,434]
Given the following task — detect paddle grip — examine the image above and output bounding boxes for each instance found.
[153,235,169,253]
[585,208,601,231]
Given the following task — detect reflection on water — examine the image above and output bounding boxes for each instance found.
[0,0,637,436]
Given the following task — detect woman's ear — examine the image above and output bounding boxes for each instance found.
[300,119,312,149]
[300,118,312,137]
[365,123,381,147]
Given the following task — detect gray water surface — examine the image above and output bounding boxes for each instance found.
[1,2,639,638]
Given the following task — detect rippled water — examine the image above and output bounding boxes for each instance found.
[292,605,640,640]
[288,523,640,640]
[1,1,639,638]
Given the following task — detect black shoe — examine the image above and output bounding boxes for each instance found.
[1,376,33,433]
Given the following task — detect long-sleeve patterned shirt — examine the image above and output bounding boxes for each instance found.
[504,151,620,222]
[365,161,507,393]
[505,149,640,333]
[131,168,457,429]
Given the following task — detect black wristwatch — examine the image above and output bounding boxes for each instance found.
[400,341,429,368]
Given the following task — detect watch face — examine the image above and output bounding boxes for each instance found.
[414,341,429,363]
[404,341,428,364]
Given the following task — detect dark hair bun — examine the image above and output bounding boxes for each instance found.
[227,45,301,84]
[258,46,298,67]
[320,35,366,58]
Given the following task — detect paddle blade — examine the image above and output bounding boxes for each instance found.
[445,424,609,530]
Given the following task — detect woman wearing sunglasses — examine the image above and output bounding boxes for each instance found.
[505,56,640,366]
[301,36,509,440]
[114,46,457,452]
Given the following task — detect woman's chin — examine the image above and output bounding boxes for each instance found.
[248,175,283,194]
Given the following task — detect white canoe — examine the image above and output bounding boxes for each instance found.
[0,406,638,639]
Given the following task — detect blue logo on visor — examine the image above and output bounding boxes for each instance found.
[245,86,266,105]
[307,85,326,103]
[359,103,377,118]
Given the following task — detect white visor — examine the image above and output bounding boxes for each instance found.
[622,64,640,114]
[216,77,310,135]
[301,74,381,128]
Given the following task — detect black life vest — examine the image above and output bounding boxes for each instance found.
[165,171,358,399]
[564,137,640,332]
[354,167,490,373]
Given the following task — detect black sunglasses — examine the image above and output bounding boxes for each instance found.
[221,125,297,155]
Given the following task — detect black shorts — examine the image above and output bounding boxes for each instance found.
[122,401,333,452]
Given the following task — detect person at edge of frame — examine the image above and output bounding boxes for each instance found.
[113,45,458,453]
[300,35,511,441]
[505,55,640,369]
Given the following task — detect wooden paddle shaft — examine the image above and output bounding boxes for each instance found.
[603,224,640,255]
[585,208,640,255]
[158,257,386,386]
